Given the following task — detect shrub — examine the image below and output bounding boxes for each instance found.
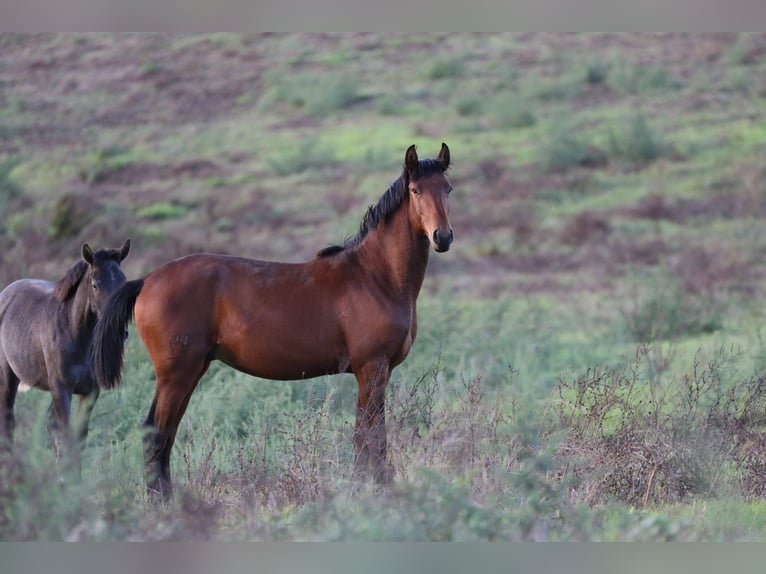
[621,278,723,343]
[268,137,338,176]
[259,70,363,118]
[488,93,536,129]
[725,34,759,65]
[555,345,766,507]
[425,57,466,80]
[583,59,609,85]
[135,201,189,220]
[77,145,135,186]
[0,159,21,221]
[50,193,95,239]
[608,60,683,95]
[455,95,484,117]
[538,127,604,173]
[608,61,683,95]
[608,113,668,166]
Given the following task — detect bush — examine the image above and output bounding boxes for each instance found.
[609,61,683,95]
[454,95,484,117]
[583,59,609,85]
[555,345,766,507]
[488,94,536,129]
[621,278,723,343]
[538,127,605,173]
[77,145,135,186]
[135,201,189,221]
[608,113,668,166]
[425,57,466,80]
[268,137,338,176]
[0,159,21,221]
[259,70,363,118]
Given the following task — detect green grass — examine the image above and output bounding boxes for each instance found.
[3,33,766,541]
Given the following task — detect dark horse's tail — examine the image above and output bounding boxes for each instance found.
[93,278,144,390]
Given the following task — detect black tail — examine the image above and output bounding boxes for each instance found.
[93,278,144,390]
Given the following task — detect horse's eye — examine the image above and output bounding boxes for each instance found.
[410,187,421,196]
[92,281,100,291]
[447,187,453,195]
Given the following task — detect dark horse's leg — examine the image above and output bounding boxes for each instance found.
[73,386,100,448]
[0,361,19,450]
[353,359,394,484]
[47,382,75,464]
[143,356,210,502]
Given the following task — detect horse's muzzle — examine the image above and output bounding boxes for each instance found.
[433,228,454,252]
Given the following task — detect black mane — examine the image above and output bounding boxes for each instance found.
[317,158,445,258]
[53,260,89,302]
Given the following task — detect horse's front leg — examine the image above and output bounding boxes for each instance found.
[74,385,100,448]
[48,382,76,465]
[0,363,19,451]
[353,359,394,484]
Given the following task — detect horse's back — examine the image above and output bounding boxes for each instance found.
[0,279,53,325]
[0,279,54,389]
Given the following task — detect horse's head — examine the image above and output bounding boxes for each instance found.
[405,143,454,253]
[81,239,131,316]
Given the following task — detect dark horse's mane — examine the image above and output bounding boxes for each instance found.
[317,158,446,258]
[53,260,89,302]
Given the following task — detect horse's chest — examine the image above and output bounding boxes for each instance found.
[341,292,418,366]
[57,342,95,391]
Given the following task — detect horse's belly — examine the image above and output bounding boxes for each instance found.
[214,337,348,381]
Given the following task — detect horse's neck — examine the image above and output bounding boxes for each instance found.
[359,204,430,299]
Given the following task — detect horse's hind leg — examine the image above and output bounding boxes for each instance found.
[0,362,19,450]
[143,358,210,501]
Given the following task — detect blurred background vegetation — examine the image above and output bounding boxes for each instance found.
[2,33,766,540]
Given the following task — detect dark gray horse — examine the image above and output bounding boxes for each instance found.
[0,240,130,458]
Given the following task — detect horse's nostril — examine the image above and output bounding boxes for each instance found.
[433,229,440,244]
[448,228,454,244]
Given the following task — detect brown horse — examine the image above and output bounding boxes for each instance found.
[93,143,454,499]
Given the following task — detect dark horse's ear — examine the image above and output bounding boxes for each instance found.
[438,142,450,171]
[405,144,419,176]
[82,243,95,265]
[119,238,131,262]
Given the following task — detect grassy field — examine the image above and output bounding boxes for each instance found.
[2,33,766,540]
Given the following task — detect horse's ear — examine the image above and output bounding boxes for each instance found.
[119,238,131,262]
[82,243,94,265]
[405,144,419,175]
[438,142,450,171]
